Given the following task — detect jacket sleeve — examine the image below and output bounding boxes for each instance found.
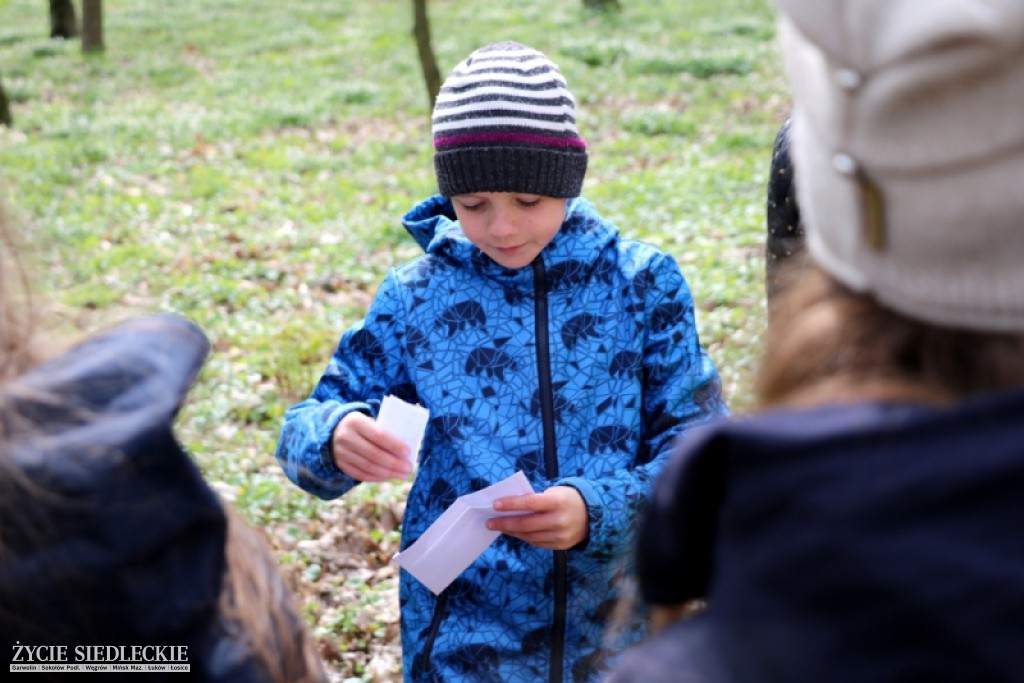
[275,271,411,500]
[556,252,729,560]
[636,426,727,605]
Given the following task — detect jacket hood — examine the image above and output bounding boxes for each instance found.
[0,315,266,677]
[401,194,620,292]
[638,385,1024,607]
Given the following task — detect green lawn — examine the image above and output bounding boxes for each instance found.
[0,0,787,677]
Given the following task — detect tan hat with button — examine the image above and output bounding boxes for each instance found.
[777,0,1024,331]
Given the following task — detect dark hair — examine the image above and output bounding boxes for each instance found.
[765,116,805,302]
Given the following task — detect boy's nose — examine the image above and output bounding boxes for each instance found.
[489,211,517,238]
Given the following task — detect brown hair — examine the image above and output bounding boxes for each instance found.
[760,265,1024,409]
[0,197,37,383]
[221,510,326,682]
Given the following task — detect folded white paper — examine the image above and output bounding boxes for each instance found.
[393,470,535,595]
[376,394,430,466]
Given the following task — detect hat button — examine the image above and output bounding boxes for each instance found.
[835,68,862,91]
[832,153,858,176]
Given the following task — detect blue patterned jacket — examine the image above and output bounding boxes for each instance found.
[276,194,728,682]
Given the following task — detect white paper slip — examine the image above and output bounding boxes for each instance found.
[376,394,430,466]
[393,470,535,595]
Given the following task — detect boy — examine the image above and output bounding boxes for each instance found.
[277,41,727,682]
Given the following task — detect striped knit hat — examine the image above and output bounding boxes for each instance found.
[432,41,588,198]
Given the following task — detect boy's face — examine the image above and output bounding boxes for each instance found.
[451,192,567,270]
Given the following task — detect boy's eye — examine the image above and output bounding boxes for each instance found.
[460,202,484,212]
[516,197,541,208]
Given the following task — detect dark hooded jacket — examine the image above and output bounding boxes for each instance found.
[611,388,1024,683]
[277,194,728,682]
[0,314,310,681]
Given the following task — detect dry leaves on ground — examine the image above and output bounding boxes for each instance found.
[265,482,411,682]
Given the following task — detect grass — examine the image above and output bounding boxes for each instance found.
[0,0,788,677]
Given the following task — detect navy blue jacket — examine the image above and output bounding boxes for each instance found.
[277,195,728,682]
[613,388,1024,682]
[0,315,306,681]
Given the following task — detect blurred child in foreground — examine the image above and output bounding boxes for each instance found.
[610,1,1024,681]
[0,199,325,681]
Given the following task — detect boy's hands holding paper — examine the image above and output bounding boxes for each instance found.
[339,394,587,551]
[333,395,431,482]
[488,486,589,551]
[332,412,414,482]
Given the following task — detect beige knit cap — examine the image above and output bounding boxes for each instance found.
[777,0,1024,331]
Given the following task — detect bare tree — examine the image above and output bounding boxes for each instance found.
[49,0,78,39]
[412,0,441,110]
[583,0,621,10]
[81,0,104,53]
[0,73,11,127]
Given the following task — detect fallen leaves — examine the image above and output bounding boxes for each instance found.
[262,482,410,681]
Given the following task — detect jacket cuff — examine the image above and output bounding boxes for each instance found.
[555,476,617,559]
[314,403,373,486]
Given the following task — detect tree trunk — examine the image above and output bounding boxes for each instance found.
[0,73,12,127]
[583,0,622,11]
[412,0,441,110]
[49,0,78,39]
[82,0,104,53]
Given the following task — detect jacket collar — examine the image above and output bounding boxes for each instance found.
[402,194,619,293]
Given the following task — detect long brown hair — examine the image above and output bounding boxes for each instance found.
[0,197,37,383]
[760,265,1024,409]
[221,510,326,683]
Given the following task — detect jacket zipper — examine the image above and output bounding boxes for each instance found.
[532,258,567,683]
[422,591,448,674]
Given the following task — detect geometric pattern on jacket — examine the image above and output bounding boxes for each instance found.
[276,194,729,682]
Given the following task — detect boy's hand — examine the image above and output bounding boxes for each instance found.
[331,412,414,482]
[487,486,589,550]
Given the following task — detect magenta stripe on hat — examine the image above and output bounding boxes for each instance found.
[434,131,587,150]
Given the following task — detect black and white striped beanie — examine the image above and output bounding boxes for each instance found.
[432,41,588,199]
